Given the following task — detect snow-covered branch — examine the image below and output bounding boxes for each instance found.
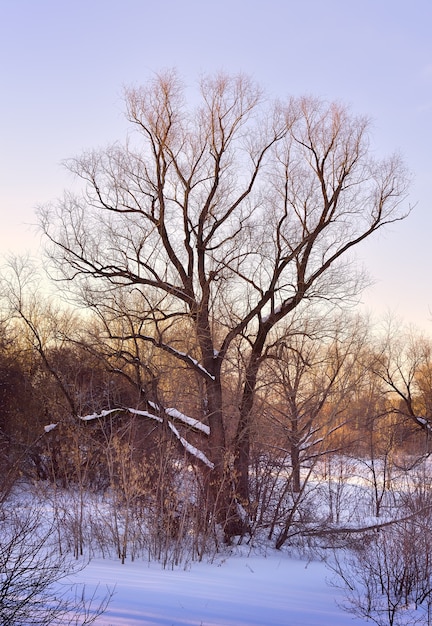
[165,408,210,435]
[135,334,216,381]
[167,422,214,469]
[415,416,432,432]
[79,408,121,421]
[126,408,163,423]
[44,423,57,433]
[142,399,210,435]
[44,404,212,469]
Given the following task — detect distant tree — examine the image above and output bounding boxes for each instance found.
[262,313,368,494]
[253,313,371,547]
[371,326,432,448]
[39,70,410,538]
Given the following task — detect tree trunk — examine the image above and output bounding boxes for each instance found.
[204,375,244,540]
[233,332,268,524]
[291,440,301,493]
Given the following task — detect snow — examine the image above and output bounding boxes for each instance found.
[45,404,212,467]
[261,303,283,325]
[44,423,58,432]
[76,406,209,433]
[165,407,210,435]
[79,409,120,422]
[12,453,430,625]
[127,408,163,423]
[142,340,216,381]
[168,421,214,469]
[67,552,370,625]
[416,416,432,432]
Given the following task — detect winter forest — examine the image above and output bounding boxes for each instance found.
[2,71,432,625]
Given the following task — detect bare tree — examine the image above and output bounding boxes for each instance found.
[39,70,410,537]
[253,313,371,547]
[262,314,368,493]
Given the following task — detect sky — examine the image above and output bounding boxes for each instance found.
[1,0,431,332]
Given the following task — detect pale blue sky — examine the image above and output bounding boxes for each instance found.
[1,0,431,330]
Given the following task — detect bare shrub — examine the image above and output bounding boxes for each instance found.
[0,497,112,625]
[328,509,432,626]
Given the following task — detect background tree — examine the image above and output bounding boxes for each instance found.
[262,313,368,493]
[39,70,410,538]
[254,313,370,546]
[371,325,432,451]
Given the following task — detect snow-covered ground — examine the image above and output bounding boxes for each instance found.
[8,455,431,625]
[69,551,369,625]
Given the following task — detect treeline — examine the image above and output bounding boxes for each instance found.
[1,269,431,550]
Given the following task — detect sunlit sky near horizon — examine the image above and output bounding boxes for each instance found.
[1,0,431,332]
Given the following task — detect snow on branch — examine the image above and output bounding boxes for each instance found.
[44,406,211,473]
[167,421,214,469]
[164,347,215,380]
[78,408,163,423]
[79,408,120,421]
[138,335,215,380]
[416,416,432,432]
[140,398,210,435]
[165,408,210,435]
[261,296,296,325]
[44,407,163,433]
[127,408,163,423]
